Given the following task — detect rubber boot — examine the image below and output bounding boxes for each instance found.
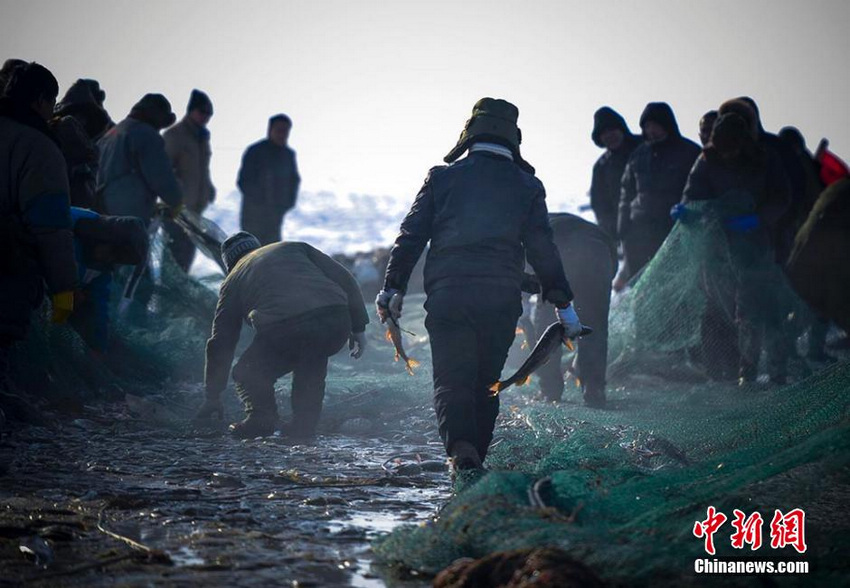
[450,440,483,471]
[230,383,278,438]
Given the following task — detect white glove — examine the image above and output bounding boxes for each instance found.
[349,331,367,359]
[375,289,403,323]
[556,304,583,339]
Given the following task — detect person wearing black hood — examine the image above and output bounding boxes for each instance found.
[0,62,78,391]
[699,110,718,147]
[589,106,640,240]
[677,110,791,385]
[0,59,26,90]
[163,89,216,271]
[50,80,111,209]
[96,93,182,222]
[377,98,583,471]
[618,102,700,283]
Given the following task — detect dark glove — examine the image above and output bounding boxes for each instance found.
[725,214,760,233]
[520,273,541,294]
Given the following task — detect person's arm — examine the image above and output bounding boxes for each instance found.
[286,150,300,213]
[20,138,78,294]
[681,156,713,203]
[135,127,182,208]
[163,128,186,192]
[237,145,261,202]
[305,244,369,333]
[204,277,244,399]
[521,184,573,306]
[383,169,437,293]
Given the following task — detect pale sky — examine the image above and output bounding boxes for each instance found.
[2,0,848,212]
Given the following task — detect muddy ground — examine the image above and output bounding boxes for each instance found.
[0,398,450,587]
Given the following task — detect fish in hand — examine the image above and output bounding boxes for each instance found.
[385,317,420,376]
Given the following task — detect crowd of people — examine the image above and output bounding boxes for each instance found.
[2,58,848,472]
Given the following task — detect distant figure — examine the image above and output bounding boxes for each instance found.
[533,213,616,408]
[679,111,791,385]
[78,79,114,132]
[377,98,582,472]
[97,93,183,222]
[0,63,78,385]
[699,110,718,147]
[197,233,368,438]
[589,106,640,240]
[50,80,111,208]
[163,89,216,271]
[237,114,301,245]
[618,102,700,285]
[68,207,148,353]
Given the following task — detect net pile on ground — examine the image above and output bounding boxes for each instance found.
[374,200,849,585]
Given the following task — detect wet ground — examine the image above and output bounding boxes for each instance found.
[0,402,450,587]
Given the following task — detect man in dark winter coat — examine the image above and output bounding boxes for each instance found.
[532,213,616,407]
[377,98,583,471]
[0,63,78,383]
[237,114,300,245]
[589,106,641,239]
[678,111,791,384]
[97,94,183,222]
[197,232,369,438]
[618,102,700,282]
[163,89,216,270]
[50,80,111,209]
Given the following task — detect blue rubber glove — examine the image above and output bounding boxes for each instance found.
[725,214,760,233]
[555,304,583,339]
[670,203,691,223]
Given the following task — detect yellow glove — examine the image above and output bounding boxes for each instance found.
[51,291,75,324]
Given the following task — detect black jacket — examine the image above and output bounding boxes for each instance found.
[237,140,300,216]
[384,151,572,304]
[590,134,640,232]
[619,135,700,235]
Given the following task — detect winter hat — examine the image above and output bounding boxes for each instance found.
[129,93,176,130]
[778,126,806,153]
[444,97,535,174]
[79,79,106,106]
[639,102,681,138]
[221,231,262,273]
[591,106,629,147]
[187,89,213,115]
[54,79,110,138]
[718,99,759,140]
[707,113,763,166]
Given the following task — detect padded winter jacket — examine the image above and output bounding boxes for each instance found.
[163,116,215,213]
[590,134,640,237]
[237,139,300,217]
[97,117,182,220]
[205,242,369,396]
[383,151,573,305]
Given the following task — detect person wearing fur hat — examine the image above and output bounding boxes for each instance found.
[617,102,700,284]
[377,98,583,471]
[196,232,369,438]
[50,80,111,208]
[96,93,182,222]
[589,106,641,240]
[163,89,216,271]
[677,112,791,385]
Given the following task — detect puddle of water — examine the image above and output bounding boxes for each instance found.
[169,545,205,567]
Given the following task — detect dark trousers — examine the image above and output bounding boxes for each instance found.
[425,285,522,459]
[622,219,671,281]
[534,241,614,403]
[241,206,285,246]
[231,307,350,436]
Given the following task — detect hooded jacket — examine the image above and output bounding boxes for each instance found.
[589,107,641,236]
[0,98,77,295]
[163,116,215,212]
[96,117,182,220]
[383,151,573,304]
[618,103,700,235]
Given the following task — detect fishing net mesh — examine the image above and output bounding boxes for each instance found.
[373,198,850,584]
[7,205,850,585]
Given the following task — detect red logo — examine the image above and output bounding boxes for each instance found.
[770,509,807,554]
[694,507,807,554]
[693,506,727,555]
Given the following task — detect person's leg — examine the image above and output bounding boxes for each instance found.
[532,300,564,401]
[426,290,482,459]
[230,330,293,436]
[473,289,522,460]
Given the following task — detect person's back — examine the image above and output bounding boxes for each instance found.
[97,94,181,220]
